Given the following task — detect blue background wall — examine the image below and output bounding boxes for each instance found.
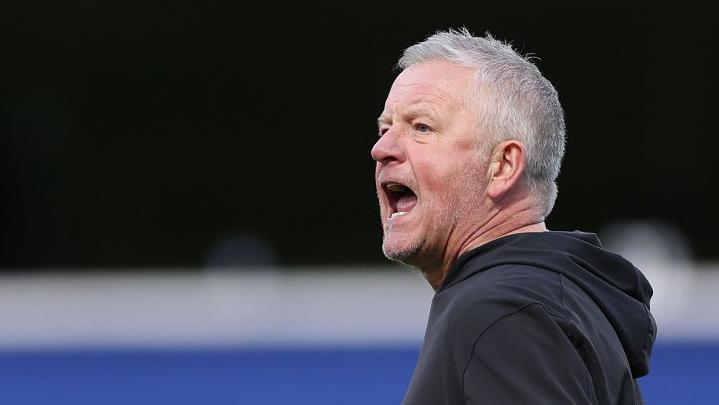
[1,343,715,404]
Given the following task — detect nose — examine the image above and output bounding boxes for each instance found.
[371,129,403,165]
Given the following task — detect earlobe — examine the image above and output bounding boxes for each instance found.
[486,141,526,200]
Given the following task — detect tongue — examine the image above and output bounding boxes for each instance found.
[396,193,418,213]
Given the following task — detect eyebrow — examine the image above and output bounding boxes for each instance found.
[377,106,438,128]
[377,114,390,127]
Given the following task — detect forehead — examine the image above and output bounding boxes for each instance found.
[382,61,475,118]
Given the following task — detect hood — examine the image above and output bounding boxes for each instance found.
[441,231,656,378]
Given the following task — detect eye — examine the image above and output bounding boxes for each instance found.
[378,127,389,137]
[414,123,433,133]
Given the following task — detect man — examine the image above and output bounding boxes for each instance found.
[372,28,656,404]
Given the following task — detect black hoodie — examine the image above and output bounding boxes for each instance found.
[402,231,656,405]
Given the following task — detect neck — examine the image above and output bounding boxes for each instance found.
[421,203,547,291]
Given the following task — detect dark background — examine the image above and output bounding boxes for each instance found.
[1,1,717,270]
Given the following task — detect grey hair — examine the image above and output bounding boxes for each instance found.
[398,28,566,217]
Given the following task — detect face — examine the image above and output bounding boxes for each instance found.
[372,60,491,270]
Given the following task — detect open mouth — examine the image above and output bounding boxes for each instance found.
[382,182,418,220]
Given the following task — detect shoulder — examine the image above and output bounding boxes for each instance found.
[437,264,569,370]
[444,264,568,327]
[461,303,597,403]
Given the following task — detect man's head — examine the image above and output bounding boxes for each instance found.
[372,28,566,277]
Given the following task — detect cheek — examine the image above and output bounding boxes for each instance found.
[420,159,485,210]
[415,168,456,220]
[415,157,459,195]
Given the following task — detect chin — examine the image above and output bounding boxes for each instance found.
[382,237,422,265]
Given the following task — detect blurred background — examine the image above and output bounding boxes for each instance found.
[1,0,717,404]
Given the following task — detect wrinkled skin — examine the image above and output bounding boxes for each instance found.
[372,61,494,281]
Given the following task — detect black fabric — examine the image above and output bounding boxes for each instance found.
[402,231,656,405]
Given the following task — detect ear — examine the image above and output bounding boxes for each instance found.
[486,140,527,200]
